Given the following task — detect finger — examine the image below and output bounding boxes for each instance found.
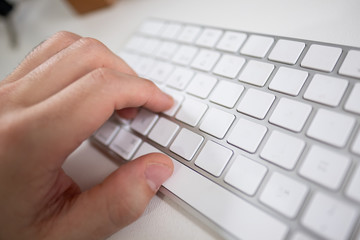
[116,108,139,119]
[1,31,81,85]
[47,153,173,239]
[6,36,136,108]
[26,69,173,165]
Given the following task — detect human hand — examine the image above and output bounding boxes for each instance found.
[0,32,174,239]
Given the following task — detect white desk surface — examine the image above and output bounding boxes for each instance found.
[1,0,360,239]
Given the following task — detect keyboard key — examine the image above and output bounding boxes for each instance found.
[186,73,217,99]
[177,25,202,43]
[119,52,140,68]
[269,67,308,96]
[299,145,350,190]
[352,130,360,155]
[109,129,142,160]
[199,108,235,138]
[346,165,360,203]
[155,41,179,60]
[160,22,182,39]
[148,117,179,147]
[195,28,223,48]
[268,39,305,64]
[94,121,120,145]
[162,89,184,117]
[228,118,267,153]
[175,98,208,126]
[163,158,288,240]
[191,49,221,71]
[166,67,194,90]
[260,172,309,218]
[303,74,348,107]
[240,35,274,58]
[133,56,156,77]
[209,81,244,108]
[344,83,360,114]
[170,128,204,161]
[139,19,165,36]
[140,38,161,55]
[213,54,245,78]
[147,61,174,83]
[114,114,131,125]
[301,192,358,240]
[301,44,342,72]
[216,31,247,52]
[224,155,267,196]
[339,50,360,79]
[238,60,274,86]
[260,130,305,170]
[172,45,198,66]
[133,142,161,160]
[125,36,146,51]
[269,98,312,132]
[130,108,158,135]
[306,108,355,147]
[195,141,233,176]
[237,88,275,119]
[291,232,316,240]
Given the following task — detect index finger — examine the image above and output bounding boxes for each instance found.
[1,32,81,85]
[26,68,173,166]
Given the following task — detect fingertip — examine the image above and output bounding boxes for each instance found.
[147,89,174,113]
[163,92,174,109]
[143,152,174,171]
[135,152,174,192]
[145,162,173,192]
[51,152,174,239]
[144,154,174,192]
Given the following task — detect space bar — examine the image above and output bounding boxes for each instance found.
[163,158,289,240]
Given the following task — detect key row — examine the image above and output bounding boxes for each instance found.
[121,51,360,115]
[163,80,359,152]
[121,51,360,150]
[123,51,360,151]
[94,105,360,197]
[136,20,360,78]
[133,104,359,190]
[93,119,360,239]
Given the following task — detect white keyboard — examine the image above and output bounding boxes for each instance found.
[92,19,360,240]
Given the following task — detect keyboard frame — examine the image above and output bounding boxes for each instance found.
[91,18,360,240]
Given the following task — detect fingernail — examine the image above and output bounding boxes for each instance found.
[145,163,173,192]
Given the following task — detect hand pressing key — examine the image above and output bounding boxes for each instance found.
[0,31,174,240]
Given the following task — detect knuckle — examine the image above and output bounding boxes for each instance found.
[26,31,80,60]
[90,67,108,80]
[144,78,159,96]
[142,77,157,91]
[77,37,107,52]
[75,37,109,68]
[89,68,113,86]
[52,31,80,42]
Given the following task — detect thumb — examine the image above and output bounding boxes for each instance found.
[53,153,173,240]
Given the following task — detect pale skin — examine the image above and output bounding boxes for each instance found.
[0,31,174,239]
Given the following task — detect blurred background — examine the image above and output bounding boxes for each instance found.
[1,0,360,80]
